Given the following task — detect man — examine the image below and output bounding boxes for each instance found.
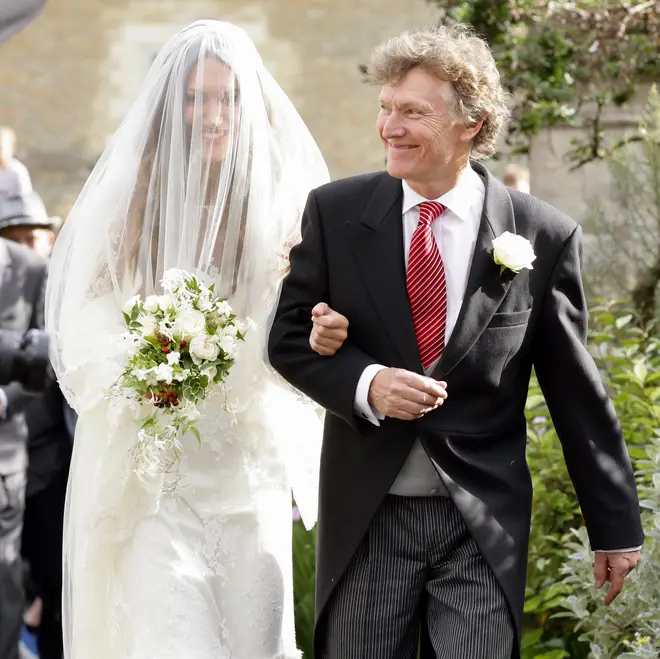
[0,193,59,257]
[0,193,69,659]
[0,231,47,659]
[268,23,643,659]
[502,163,530,194]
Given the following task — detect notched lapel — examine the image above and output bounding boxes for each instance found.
[433,165,518,380]
[346,174,422,373]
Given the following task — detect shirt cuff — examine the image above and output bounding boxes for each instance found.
[594,546,642,553]
[354,364,387,426]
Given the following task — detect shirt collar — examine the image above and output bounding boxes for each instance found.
[401,165,481,222]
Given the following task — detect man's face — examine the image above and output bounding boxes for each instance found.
[1,225,54,258]
[376,67,477,189]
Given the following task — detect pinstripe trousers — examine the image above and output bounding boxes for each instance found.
[320,495,513,659]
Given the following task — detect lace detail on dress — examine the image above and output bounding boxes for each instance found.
[88,263,115,299]
[196,514,237,579]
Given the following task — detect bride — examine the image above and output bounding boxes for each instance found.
[45,20,329,659]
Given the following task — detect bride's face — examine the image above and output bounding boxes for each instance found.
[184,58,239,163]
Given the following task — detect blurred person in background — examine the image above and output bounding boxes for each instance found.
[0,5,50,654]
[0,193,70,659]
[0,129,33,201]
[0,219,48,659]
[0,193,59,257]
[502,163,530,194]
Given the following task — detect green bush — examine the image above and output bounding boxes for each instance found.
[554,307,660,658]
[558,446,660,659]
[523,302,659,657]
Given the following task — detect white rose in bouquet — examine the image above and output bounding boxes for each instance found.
[123,295,141,315]
[158,294,174,311]
[140,315,158,337]
[219,334,238,359]
[144,295,160,313]
[189,333,221,365]
[175,309,206,339]
[161,268,189,292]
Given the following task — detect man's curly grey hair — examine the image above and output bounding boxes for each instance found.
[367,23,510,159]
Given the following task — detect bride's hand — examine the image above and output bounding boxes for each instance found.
[310,303,349,356]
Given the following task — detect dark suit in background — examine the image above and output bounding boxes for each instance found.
[21,382,73,659]
[0,237,47,659]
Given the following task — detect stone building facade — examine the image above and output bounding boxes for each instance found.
[0,0,652,225]
[0,0,437,217]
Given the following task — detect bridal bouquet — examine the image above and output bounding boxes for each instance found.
[109,268,245,481]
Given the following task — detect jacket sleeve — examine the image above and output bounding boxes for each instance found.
[1,260,48,417]
[268,190,378,430]
[532,225,644,550]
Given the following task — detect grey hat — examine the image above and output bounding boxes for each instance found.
[0,192,59,231]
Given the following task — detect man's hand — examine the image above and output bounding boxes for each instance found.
[368,368,447,421]
[309,303,349,356]
[593,550,640,605]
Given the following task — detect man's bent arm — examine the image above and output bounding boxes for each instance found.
[268,190,378,430]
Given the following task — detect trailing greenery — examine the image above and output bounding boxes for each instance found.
[431,0,660,167]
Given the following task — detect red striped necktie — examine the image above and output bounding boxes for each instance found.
[406,201,447,370]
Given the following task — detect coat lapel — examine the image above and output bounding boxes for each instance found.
[432,163,517,380]
[346,174,423,373]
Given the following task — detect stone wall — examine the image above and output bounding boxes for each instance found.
[0,0,438,217]
[0,1,653,228]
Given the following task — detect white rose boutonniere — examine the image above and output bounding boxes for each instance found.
[492,232,536,274]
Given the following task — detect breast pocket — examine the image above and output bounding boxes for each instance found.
[461,308,532,388]
[487,308,532,329]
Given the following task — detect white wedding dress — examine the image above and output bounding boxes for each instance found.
[60,292,321,659]
[45,21,330,659]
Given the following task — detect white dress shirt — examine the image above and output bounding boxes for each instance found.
[351,166,639,554]
[354,164,484,423]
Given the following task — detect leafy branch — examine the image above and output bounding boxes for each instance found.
[428,0,660,166]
